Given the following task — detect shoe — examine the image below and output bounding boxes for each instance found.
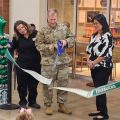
[86,82,94,87]
[28,103,40,109]
[58,103,72,114]
[93,115,109,120]
[45,106,53,115]
[88,111,101,116]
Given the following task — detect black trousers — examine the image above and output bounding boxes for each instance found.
[16,63,40,105]
[91,67,112,118]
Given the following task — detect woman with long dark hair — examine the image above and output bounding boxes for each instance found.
[86,14,114,120]
[13,20,41,109]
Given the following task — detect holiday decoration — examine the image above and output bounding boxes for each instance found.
[0,16,8,105]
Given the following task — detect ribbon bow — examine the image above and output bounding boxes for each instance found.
[20,108,32,115]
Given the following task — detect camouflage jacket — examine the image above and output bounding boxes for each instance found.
[35,23,75,65]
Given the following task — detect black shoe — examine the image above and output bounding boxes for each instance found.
[86,82,94,87]
[88,112,101,116]
[93,115,109,120]
[28,103,40,109]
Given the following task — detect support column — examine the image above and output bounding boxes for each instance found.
[39,0,47,29]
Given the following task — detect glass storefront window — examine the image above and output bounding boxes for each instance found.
[77,0,108,43]
[76,0,108,76]
[110,0,120,80]
[110,0,120,46]
[48,0,115,75]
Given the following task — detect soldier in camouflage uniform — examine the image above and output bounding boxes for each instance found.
[35,8,75,115]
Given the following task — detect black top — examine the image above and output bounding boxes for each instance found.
[12,32,41,70]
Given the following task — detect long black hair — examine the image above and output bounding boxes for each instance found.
[14,20,30,37]
[92,14,110,36]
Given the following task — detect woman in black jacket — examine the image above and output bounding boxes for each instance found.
[13,20,41,109]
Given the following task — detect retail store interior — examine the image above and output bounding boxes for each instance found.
[0,0,120,120]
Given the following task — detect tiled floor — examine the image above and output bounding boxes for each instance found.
[0,74,120,120]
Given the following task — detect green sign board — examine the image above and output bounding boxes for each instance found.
[92,81,120,97]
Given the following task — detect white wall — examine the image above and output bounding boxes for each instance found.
[9,0,40,38]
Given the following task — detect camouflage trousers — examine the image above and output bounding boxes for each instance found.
[41,64,69,107]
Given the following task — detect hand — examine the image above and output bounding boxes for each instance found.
[7,44,11,48]
[49,44,55,52]
[87,60,95,69]
[60,40,67,48]
[14,50,18,61]
[14,54,18,61]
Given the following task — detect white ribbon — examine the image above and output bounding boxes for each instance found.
[5,49,52,85]
[53,81,120,98]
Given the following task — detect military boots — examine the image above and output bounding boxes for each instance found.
[58,103,72,114]
[45,106,53,115]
